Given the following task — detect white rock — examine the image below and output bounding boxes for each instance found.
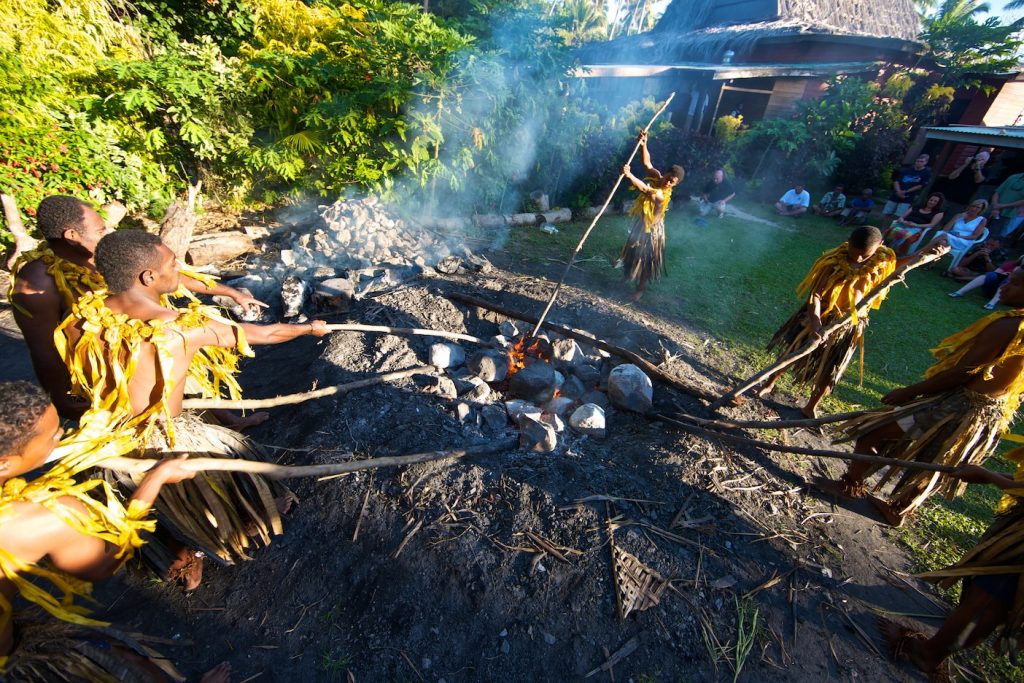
[607,364,653,414]
[540,412,565,433]
[569,404,606,437]
[505,400,541,425]
[519,415,557,452]
[542,396,575,417]
[430,343,465,369]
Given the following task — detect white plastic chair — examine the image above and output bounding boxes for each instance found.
[945,228,990,271]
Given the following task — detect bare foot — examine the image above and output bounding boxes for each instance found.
[167,548,204,591]
[812,475,865,500]
[877,617,947,680]
[211,409,270,432]
[869,496,906,527]
[728,395,747,407]
[755,382,776,398]
[800,403,819,419]
[200,662,232,683]
[629,289,644,302]
[275,491,298,515]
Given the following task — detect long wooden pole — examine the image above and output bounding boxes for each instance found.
[2,193,39,271]
[531,92,676,337]
[668,408,871,431]
[97,439,517,479]
[654,413,957,474]
[710,246,948,410]
[183,366,434,410]
[449,292,716,401]
[323,323,491,347]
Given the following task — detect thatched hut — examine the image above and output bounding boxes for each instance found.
[577,0,921,132]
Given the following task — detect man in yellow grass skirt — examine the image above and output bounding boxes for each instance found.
[0,380,231,682]
[755,226,942,418]
[619,131,684,302]
[824,270,1024,527]
[56,230,329,589]
[10,194,266,423]
[878,455,1024,680]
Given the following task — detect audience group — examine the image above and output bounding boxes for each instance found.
[766,149,1024,311]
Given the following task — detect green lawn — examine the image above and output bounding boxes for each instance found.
[505,199,1022,679]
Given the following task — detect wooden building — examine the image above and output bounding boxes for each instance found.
[576,0,921,132]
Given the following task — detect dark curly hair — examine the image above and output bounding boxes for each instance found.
[95,230,165,294]
[36,195,88,241]
[850,225,883,249]
[0,381,52,457]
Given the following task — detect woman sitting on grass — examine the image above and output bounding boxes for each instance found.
[883,192,945,257]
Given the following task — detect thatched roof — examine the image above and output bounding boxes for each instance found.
[577,17,920,66]
[655,0,920,43]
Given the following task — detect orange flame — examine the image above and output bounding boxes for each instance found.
[506,336,551,377]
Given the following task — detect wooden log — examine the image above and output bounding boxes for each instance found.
[97,438,517,479]
[187,231,255,267]
[2,193,39,270]
[710,245,949,410]
[653,413,957,474]
[531,92,675,337]
[101,201,128,228]
[159,191,199,262]
[322,323,492,346]
[183,365,434,410]
[448,291,716,402]
[540,208,572,224]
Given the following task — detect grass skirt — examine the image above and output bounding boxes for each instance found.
[3,613,183,682]
[838,388,1007,516]
[767,305,866,394]
[106,412,288,567]
[924,504,1024,658]
[620,215,666,286]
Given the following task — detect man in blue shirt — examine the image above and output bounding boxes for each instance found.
[882,154,932,223]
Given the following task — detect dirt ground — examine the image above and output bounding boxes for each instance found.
[0,243,956,682]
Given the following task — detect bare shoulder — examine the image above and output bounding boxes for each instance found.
[0,500,78,558]
[13,259,56,295]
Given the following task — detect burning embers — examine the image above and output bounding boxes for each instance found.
[505,333,553,378]
[423,321,655,452]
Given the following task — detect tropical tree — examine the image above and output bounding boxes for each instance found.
[555,0,608,45]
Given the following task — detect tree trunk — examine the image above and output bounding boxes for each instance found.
[2,194,39,271]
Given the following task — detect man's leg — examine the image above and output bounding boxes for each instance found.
[816,421,905,498]
[774,201,786,214]
[880,580,1012,676]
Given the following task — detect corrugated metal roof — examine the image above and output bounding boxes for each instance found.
[576,61,882,80]
[924,125,1024,149]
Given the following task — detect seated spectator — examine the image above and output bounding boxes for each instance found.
[696,169,735,218]
[812,185,846,217]
[990,171,1024,240]
[884,192,946,257]
[947,237,1010,281]
[926,199,989,255]
[838,188,875,225]
[948,255,1023,310]
[775,183,810,216]
[882,154,932,223]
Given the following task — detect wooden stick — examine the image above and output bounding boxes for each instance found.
[183,366,434,410]
[710,247,948,410]
[2,193,39,271]
[323,323,491,346]
[449,292,715,402]
[531,92,675,337]
[653,413,957,474]
[96,439,517,479]
[669,408,871,431]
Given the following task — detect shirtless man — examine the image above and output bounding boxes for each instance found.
[0,380,230,681]
[11,194,267,426]
[58,230,328,586]
[825,269,1024,526]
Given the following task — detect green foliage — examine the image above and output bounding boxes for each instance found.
[84,39,254,186]
[133,0,256,53]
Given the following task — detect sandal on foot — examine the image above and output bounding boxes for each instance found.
[948,292,963,297]
[984,303,997,310]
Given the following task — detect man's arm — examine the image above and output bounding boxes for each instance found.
[637,131,662,179]
[186,317,329,351]
[11,265,84,417]
[892,178,906,199]
[883,317,1020,404]
[180,274,267,312]
[720,192,736,204]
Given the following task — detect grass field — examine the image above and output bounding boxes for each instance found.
[506,198,1022,679]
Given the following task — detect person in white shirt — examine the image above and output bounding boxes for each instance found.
[775,184,811,216]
